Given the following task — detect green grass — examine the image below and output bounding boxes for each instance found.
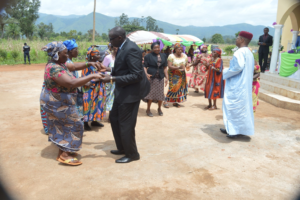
[0,39,108,65]
[0,39,260,65]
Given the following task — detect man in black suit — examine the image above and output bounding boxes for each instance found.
[100,27,150,163]
[258,28,273,73]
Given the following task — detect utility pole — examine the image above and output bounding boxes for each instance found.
[176,29,179,35]
[93,0,96,42]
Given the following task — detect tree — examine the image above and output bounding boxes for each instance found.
[5,0,41,39]
[235,31,241,38]
[202,37,206,43]
[123,24,145,34]
[158,28,164,33]
[6,23,21,39]
[0,0,17,38]
[141,16,145,28]
[37,22,47,39]
[68,30,77,38]
[211,33,224,44]
[119,13,129,26]
[86,29,99,41]
[146,16,156,31]
[92,0,96,42]
[101,33,109,42]
[37,22,54,39]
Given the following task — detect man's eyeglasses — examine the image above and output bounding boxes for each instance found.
[109,36,119,42]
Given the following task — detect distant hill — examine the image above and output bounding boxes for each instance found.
[36,12,274,41]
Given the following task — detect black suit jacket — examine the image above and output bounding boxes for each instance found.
[144,52,167,79]
[112,39,150,104]
[258,34,273,53]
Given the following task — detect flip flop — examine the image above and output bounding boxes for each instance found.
[173,103,181,108]
[163,103,169,108]
[209,106,217,110]
[58,157,82,166]
[194,90,199,93]
[56,152,78,161]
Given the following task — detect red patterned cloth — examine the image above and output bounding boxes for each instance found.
[188,54,211,91]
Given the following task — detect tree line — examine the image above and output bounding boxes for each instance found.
[115,13,164,34]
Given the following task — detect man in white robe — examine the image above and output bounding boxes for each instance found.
[221,31,255,138]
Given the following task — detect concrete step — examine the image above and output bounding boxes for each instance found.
[259,88,300,112]
[260,73,300,89]
[260,79,300,100]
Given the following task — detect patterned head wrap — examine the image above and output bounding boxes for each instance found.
[201,45,208,50]
[213,48,222,57]
[86,47,100,61]
[63,39,78,51]
[42,41,66,61]
[174,43,181,49]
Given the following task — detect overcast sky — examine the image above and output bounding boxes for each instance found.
[40,0,278,27]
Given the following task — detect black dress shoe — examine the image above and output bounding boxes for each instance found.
[84,122,92,131]
[227,134,237,138]
[115,156,140,163]
[220,128,227,134]
[91,121,104,127]
[110,150,125,155]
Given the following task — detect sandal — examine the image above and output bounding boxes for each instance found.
[194,90,199,93]
[163,103,169,108]
[56,150,78,161]
[209,106,217,110]
[173,103,181,108]
[58,157,82,166]
[146,111,153,117]
[204,105,212,110]
[158,109,163,116]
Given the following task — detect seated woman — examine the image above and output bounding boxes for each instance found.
[82,48,106,131]
[253,61,261,113]
[41,41,103,166]
[143,41,168,117]
[204,48,225,110]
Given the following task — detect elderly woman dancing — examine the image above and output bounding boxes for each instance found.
[40,41,103,166]
[165,43,189,108]
[189,45,211,93]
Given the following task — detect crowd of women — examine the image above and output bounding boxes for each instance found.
[39,38,260,166]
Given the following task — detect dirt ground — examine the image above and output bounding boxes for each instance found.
[0,64,300,200]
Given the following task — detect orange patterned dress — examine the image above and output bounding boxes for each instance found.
[189,54,211,91]
[204,58,225,100]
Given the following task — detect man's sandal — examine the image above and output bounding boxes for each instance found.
[58,157,82,166]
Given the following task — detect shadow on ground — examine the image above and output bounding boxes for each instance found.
[201,124,251,143]
[40,140,118,161]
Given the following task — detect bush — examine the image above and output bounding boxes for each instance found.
[11,50,20,62]
[0,49,8,61]
[224,45,236,55]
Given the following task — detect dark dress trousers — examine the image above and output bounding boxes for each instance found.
[144,52,167,79]
[110,39,150,158]
[258,34,273,72]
